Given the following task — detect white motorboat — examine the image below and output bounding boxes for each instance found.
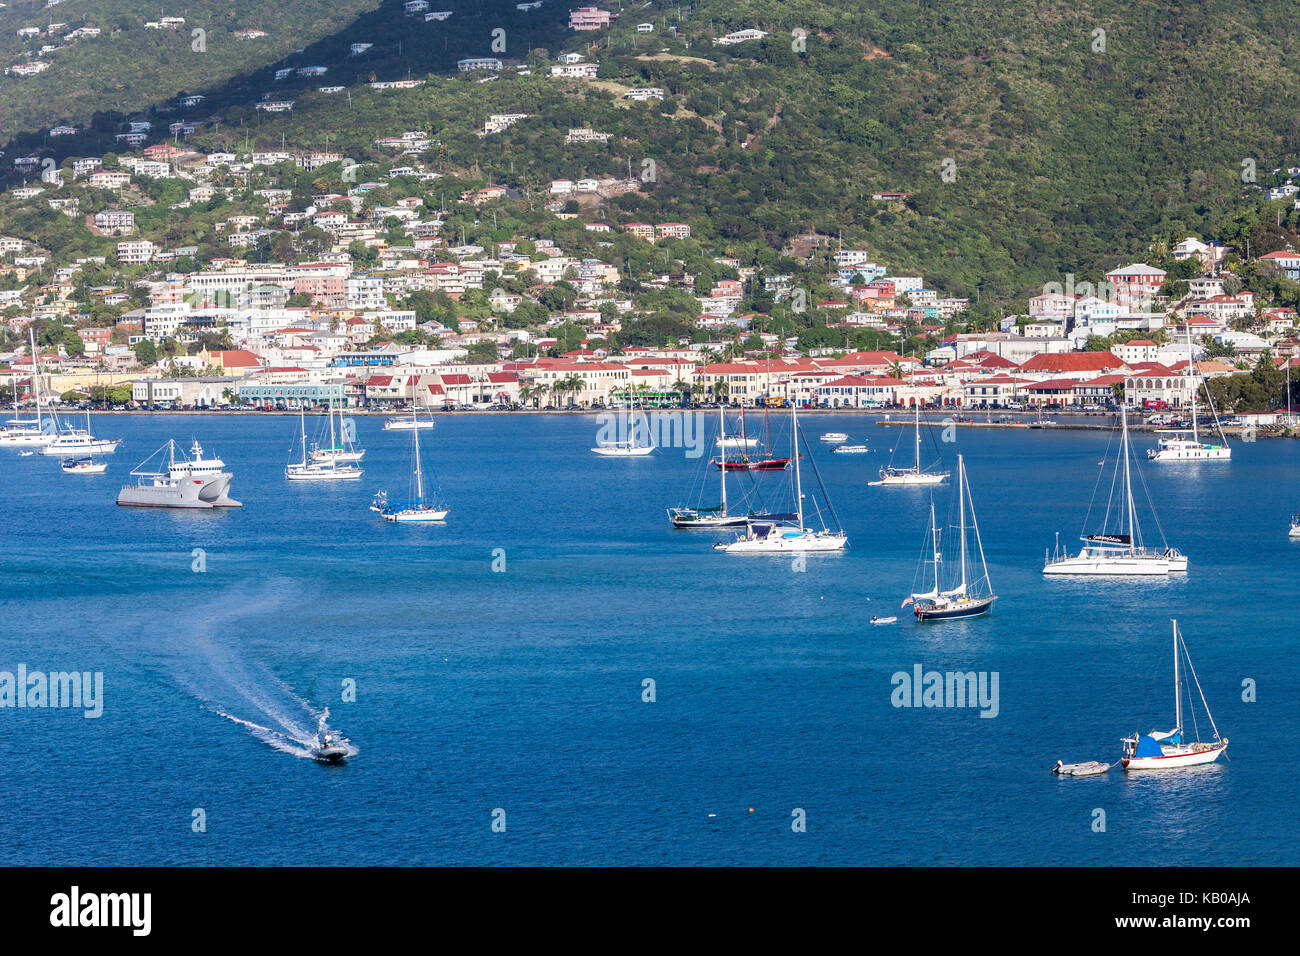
[820,432,849,443]
[40,411,121,457]
[287,407,363,481]
[1290,513,1300,538]
[831,444,868,454]
[870,616,897,626]
[1120,620,1227,770]
[870,406,949,485]
[61,457,108,475]
[117,439,241,508]
[715,403,847,553]
[906,454,996,621]
[1044,408,1187,576]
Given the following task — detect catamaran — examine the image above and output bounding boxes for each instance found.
[1148,331,1230,461]
[1120,620,1227,770]
[286,407,363,481]
[371,411,448,522]
[714,402,847,553]
[905,454,996,620]
[310,400,365,463]
[1044,408,1186,576]
[117,439,241,508]
[668,404,777,528]
[870,405,949,485]
[592,390,654,456]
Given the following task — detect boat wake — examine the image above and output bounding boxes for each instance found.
[164,583,356,761]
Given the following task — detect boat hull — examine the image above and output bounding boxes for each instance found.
[712,457,790,471]
[592,445,653,456]
[43,438,120,457]
[286,466,363,481]
[1122,743,1226,770]
[716,531,847,553]
[869,472,946,486]
[1043,550,1187,576]
[912,595,997,621]
[117,473,241,509]
[385,508,449,522]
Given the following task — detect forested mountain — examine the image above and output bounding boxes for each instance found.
[5,0,1300,306]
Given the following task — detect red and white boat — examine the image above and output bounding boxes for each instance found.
[1121,620,1227,771]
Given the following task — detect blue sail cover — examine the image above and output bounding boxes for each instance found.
[1134,734,1164,758]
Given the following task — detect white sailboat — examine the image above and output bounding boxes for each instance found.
[714,402,847,553]
[1121,620,1228,770]
[286,407,363,481]
[905,454,996,620]
[1044,408,1186,576]
[311,400,365,463]
[383,408,434,430]
[869,405,949,485]
[372,411,448,521]
[592,389,654,456]
[0,330,54,448]
[1148,331,1230,461]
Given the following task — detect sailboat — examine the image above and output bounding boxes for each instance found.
[371,411,448,521]
[1120,620,1228,770]
[383,407,434,430]
[592,388,654,456]
[0,331,54,448]
[869,405,949,485]
[1148,331,1230,461]
[714,402,847,553]
[710,404,790,469]
[905,454,996,620]
[286,407,363,481]
[1044,407,1186,575]
[668,404,778,528]
[311,400,365,463]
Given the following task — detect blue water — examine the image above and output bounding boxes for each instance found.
[0,412,1293,865]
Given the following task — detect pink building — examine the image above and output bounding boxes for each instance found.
[569,6,613,30]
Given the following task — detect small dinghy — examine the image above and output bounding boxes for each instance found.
[311,731,350,764]
[870,616,897,625]
[1051,759,1111,777]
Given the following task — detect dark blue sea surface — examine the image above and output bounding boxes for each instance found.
[0,412,1292,865]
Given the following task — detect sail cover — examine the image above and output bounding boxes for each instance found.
[1133,734,1164,758]
[1085,533,1131,544]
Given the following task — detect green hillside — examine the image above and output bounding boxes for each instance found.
[5,0,1300,306]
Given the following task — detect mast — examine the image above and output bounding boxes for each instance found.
[328,396,337,453]
[412,411,424,502]
[299,406,308,465]
[1184,328,1199,444]
[792,400,804,529]
[929,500,940,595]
[913,403,921,474]
[1174,622,1183,735]
[957,454,968,596]
[29,328,42,434]
[717,402,727,512]
[1122,408,1137,549]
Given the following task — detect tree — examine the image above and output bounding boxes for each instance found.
[133,340,158,366]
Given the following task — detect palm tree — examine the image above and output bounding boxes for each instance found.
[888,360,904,380]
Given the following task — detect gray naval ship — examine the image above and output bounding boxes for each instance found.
[117,439,241,509]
